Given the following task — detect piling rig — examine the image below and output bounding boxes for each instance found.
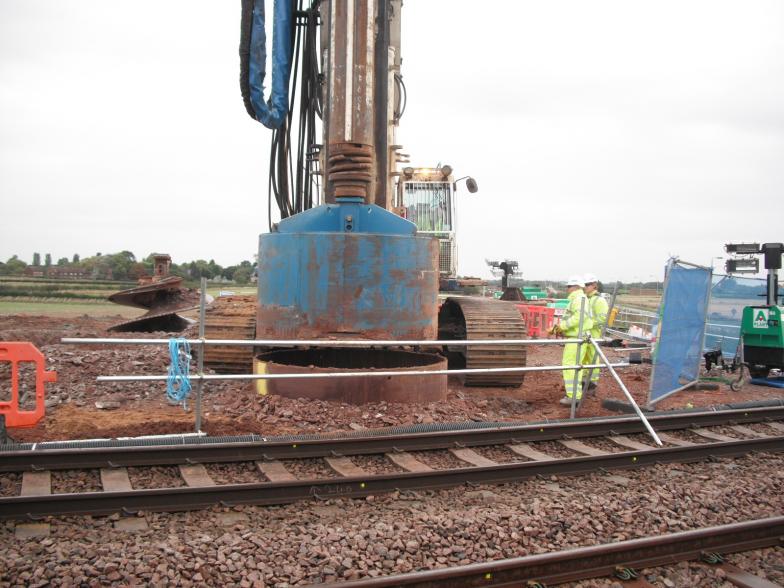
[204,0,527,397]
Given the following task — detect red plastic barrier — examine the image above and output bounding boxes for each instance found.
[516,305,557,338]
[0,342,57,428]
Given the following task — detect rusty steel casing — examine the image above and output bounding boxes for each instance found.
[256,232,438,341]
[257,199,438,342]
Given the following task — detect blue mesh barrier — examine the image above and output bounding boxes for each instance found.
[649,260,713,404]
[704,275,766,359]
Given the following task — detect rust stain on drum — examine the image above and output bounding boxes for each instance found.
[255,348,448,404]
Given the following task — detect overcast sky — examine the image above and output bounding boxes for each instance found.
[1,1,782,282]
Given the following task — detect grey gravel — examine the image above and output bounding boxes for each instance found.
[473,444,528,463]
[282,458,339,480]
[51,469,102,494]
[409,449,469,470]
[205,461,265,485]
[0,473,21,497]
[0,452,781,586]
[127,465,185,489]
[350,455,404,475]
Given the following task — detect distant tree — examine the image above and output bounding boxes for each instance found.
[72,253,80,263]
[207,259,222,279]
[189,260,214,279]
[44,253,52,266]
[32,252,41,266]
[128,262,148,280]
[4,255,27,276]
[221,265,238,281]
[168,262,187,278]
[57,257,68,266]
[233,266,253,285]
[103,251,137,280]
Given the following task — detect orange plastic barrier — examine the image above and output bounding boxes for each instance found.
[516,305,557,338]
[0,342,57,428]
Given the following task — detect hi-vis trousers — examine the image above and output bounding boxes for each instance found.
[562,342,584,399]
[581,345,601,384]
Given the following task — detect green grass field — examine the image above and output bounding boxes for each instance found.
[207,286,257,297]
[0,281,256,318]
[0,300,144,318]
[616,294,661,311]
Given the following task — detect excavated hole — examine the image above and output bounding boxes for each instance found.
[257,347,444,370]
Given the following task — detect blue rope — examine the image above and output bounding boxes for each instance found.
[166,338,192,404]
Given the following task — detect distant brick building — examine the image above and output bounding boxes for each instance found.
[48,266,91,279]
[24,266,93,280]
[24,266,45,278]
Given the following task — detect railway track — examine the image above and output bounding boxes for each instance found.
[0,407,783,520]
[338,516,784,587]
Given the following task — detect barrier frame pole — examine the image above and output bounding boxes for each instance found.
[590,337,662,446]
[194,278,206,433]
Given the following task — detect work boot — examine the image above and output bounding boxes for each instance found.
[586,381,598,396]
[559,397,577,405]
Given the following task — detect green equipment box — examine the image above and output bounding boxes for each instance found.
[742,305,784,375]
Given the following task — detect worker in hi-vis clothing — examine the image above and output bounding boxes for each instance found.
[581,273,609,394]
[548,276,593,405]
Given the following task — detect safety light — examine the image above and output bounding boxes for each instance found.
[725,258,759,274]
[725,243,761,254]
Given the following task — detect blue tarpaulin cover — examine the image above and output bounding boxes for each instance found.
[649,260,713,404]
[704,274,767,359]
[241,0,294,129]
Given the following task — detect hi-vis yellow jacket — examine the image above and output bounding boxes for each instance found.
[587,291,609,338]
[557,289,593,336]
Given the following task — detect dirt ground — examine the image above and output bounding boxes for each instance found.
[1,314,782,443]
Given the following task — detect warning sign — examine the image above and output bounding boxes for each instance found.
[753,308,769,329]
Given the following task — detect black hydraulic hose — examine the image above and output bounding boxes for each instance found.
[394,73,407,124]
[267,0,323,224]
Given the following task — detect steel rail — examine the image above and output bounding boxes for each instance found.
[0,436,781,519]
[95,361,631,382]
[63,337,603,347]
[1,406,783,472]
[335,516,784,587]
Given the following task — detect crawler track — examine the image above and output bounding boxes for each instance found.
[438,297,527,387]
[202,295,257,373]
[0,407,783,520]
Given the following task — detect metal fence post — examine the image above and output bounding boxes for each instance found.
[195,277,206,433]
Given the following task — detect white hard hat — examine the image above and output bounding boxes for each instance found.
[566,275,585,287]
[583,273,599,284]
